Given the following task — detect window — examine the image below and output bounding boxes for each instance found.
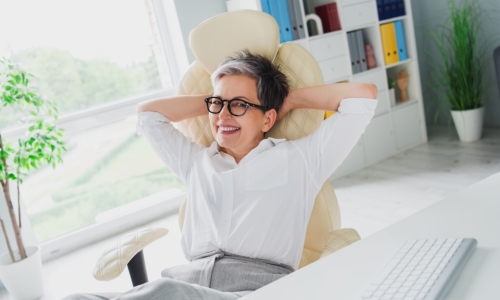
[0,0,186,245]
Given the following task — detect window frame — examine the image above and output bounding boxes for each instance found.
[1,0,190,262]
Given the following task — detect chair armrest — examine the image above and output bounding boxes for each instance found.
[93,227,168,281]
[320,228,361,259]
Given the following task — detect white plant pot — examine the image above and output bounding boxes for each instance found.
[0,246,44,300]
[450,107,484,142]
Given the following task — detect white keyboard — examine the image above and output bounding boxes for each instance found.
[362,238,477,300]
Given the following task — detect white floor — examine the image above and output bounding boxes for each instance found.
[1,126,499,299]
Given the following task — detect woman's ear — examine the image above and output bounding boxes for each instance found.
[262,109,277,133]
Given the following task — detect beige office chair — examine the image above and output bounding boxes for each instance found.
[93,10,360,286]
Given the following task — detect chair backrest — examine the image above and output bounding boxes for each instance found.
[175,10,341,269]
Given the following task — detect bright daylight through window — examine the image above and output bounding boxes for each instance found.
[0,0,185,242]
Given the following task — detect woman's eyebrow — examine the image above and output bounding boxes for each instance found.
[212,95,251,101]
[231,96,250,100]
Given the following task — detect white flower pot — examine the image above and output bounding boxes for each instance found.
[450,107,484,142]
[0,246,44,300]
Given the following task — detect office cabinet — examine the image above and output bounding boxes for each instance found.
[363,113,396,165]
[226,0,427,178]
[392,102,424,149]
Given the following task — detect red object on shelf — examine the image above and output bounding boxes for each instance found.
[315,2,341,33]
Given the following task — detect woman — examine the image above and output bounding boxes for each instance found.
[66,51,377,299]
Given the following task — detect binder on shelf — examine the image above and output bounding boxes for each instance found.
[260,0,270,14]
[347,32,357,74]
[356,30,368,72]
[269,0,293,43]
[396,0,406,17]
[377,0,385,21]
[287,0,299,40]
[277,0,294,42]
[380,22,399,65]
[353,31,362,73]
[351,32,362,74]
[383,0,393,19]
[288,0,306,39]
[394,20,408,61]
[315,2,341,33]
[390,0,398,18]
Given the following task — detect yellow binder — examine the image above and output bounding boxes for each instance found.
[380,22,399,65]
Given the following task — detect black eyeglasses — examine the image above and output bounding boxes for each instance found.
[204,97,267,116]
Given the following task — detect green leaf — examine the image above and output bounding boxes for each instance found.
[8,173,16,180]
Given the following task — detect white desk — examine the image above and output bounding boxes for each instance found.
[244,172,500,299]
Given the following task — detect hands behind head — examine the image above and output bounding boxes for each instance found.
[276,93,294,121]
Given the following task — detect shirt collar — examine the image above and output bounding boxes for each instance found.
[207,138,286,164]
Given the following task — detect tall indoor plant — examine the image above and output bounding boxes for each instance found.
[431,0,485,142]
[0,57,66,299]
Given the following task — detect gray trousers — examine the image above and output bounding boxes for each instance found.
[63,252,293,300]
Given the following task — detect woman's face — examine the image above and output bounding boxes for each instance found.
[209,75,275,158]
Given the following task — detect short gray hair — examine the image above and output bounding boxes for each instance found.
[211,50,289,113]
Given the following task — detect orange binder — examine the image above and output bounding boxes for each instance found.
[380,22,399,65]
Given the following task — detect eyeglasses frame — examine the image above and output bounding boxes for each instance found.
[204,96,268,116]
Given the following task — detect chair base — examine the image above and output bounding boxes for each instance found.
[127,250,149,287]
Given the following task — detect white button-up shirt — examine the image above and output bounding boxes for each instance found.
[137,98,377,269]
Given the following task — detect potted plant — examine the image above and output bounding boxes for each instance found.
[0,57,66,299]
[430,0,486,142]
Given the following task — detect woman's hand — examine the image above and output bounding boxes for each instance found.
[276,90,296,121]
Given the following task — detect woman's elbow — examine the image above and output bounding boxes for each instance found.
[136,102,148,114]
[366,83,378,99]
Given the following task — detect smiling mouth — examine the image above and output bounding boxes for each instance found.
[218,126,240,133]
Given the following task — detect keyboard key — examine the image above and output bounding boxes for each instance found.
[372,259,401,284]
[363,291,375,297]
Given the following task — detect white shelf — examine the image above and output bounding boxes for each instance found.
[308,0,427,175]
[385,58,413,69]
[379,15,407,25]
[391,99,418,111]
[227,0,428,177]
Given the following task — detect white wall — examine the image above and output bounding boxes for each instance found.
[411,0,500,127]
[173,0,228,64]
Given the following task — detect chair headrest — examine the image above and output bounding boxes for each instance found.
[189,10,280,75]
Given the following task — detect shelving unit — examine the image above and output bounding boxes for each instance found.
[226,0,428,179]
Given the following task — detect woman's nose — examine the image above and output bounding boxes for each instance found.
[219,104,232,119]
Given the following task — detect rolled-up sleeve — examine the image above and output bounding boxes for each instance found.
[292,98,377,187]
[137,112,206,183]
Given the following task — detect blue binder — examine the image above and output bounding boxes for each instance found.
[268,0,294,43]
[260,0,270,14]
[268,0,283,43]
[277,0,294,42]
[394,20,408,60]
[383,0,392,19]
[377,0,385,20]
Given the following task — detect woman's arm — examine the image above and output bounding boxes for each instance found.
[136,94,210,122]
[278,82,377,120]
